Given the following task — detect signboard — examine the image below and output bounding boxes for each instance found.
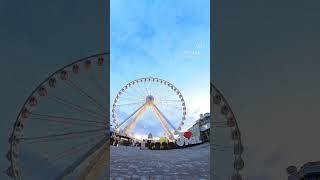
[176,131,202,146]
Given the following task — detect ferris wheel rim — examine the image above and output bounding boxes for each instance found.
[211,83,243,145]
[112,77,187,137]
[211,82,244,177]
[7,52,109,179]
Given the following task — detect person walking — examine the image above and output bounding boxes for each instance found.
[140,140,145,150]
[113,136,119,147]
[110,135,114,146]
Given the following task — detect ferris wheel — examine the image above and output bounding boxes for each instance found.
[6,53,109,180]
[111,77,187,140]
[211,83,245,180]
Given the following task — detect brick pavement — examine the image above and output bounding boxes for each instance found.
[110,143,210,180]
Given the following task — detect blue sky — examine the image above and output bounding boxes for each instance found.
[110,0,210,132]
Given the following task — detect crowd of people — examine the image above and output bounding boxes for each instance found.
[110,134,180,150]
[110,134,136,147]
[110,133,205,150]
[110,135,120,146]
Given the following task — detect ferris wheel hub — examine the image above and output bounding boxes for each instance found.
[145,95,154,105]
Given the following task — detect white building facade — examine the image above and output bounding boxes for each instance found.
[187,113,210,142]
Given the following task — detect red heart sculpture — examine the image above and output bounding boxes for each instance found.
[184,131,192,139]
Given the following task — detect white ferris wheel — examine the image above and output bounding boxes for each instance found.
[111,77,187,140]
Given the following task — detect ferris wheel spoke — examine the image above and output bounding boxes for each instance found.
[149,82,155,96]
[116,102,144,106]
[24,132,105,144]
[28,117,107,128]
[157,97,180,104]
[157,83,166,97]
[157,92,175,102]
[143,81,150,95]
[157,103,183,110]
[158,99,181,102]
[158,102,182,107]
[19,128,106,142]
[141,81,147,95]
[147,81,154,95]
[122,92,144,102]
[122,89,143,100]
[129,85,146,99]
[117,100,145,105]
[155,103,182,117]
[157,101,182,107]
[31,113,107,125]
[48,136,104,163]
[133,83,147,97]
[136,82,148,97]
[151,91,162,104]
[118,96,145,102]
[117,101,145,106]
[65,80,107,114]
[150,82,159,95]
[49,96,108,120]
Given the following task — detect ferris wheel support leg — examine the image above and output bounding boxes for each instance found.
[153,104,178,133]
[150,105,174,139]
[117,104,145,128]
[123,105,147,135]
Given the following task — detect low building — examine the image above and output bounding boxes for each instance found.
[287,161,320,180]
[199,113,210,130]
[187,113,210,142]
[199,113,210,142]
[188,120,201,139]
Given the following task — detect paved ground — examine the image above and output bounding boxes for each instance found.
[110,143,210,180]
